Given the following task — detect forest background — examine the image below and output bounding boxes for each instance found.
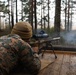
[0,0,76,45]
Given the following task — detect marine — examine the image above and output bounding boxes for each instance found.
[0,22,41,75]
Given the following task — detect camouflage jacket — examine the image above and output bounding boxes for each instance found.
[0,34,41,75]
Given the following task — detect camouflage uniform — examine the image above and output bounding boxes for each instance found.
[0,34,41,75]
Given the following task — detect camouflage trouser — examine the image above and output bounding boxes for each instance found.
[29,57,41,75]
[20,57,41,75]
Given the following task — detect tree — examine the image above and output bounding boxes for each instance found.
[67,0,70,31]
[7,0,11,27]
[40,0,43,29]
[21,0,23,21]
[54,0,61,37]
[0,1,11,29]
[34,0,37,33]
[47,0,50,30]
[11,0,14,28]
[20,0,30,21]
[16,0,18,23]
[29,0,33,29]
[64,0,67,31]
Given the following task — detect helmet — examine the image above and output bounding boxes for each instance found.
[11,22,32,40]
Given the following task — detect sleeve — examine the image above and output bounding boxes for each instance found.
[18,40,41,75]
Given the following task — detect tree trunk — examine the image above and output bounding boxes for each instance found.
[34,0,37,34]
[54,0,61,37]
[67,0,70,31]
[30,0,33,29]
[41,0,43,29]
[47,0,50,29]
[11,0,14,28]
[7,0,11,28]
[65,0,67,31]
[21,1,23,21]
[16,0,18,23]
[70,3,73,31]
